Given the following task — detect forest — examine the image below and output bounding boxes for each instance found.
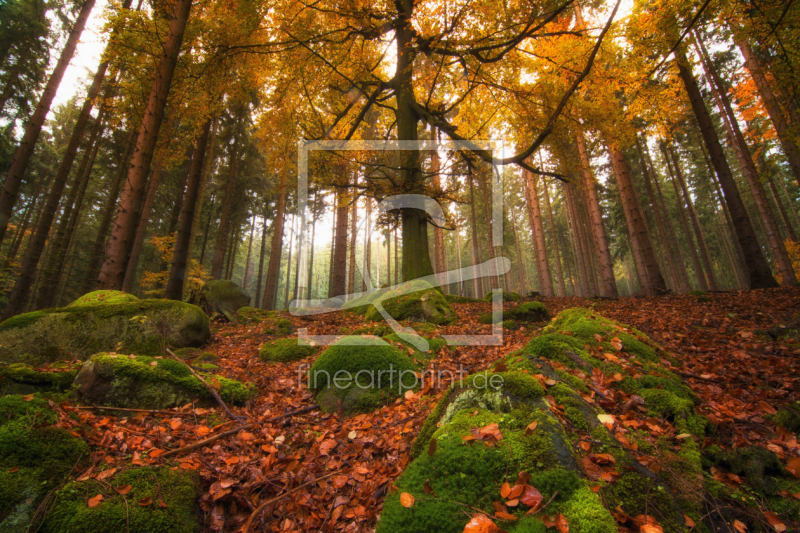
[0,0,799,530]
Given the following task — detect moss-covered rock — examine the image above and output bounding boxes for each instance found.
[73,353,256,409]
[41,467,200,533]
[236,306,276,323]
[688,289,708,296]
[69,290,140,306]
[362,280,457,325]
[264,317,293,336]
[775,403,800,432]
[0,362,78,395]
[259,338,318,363]
[0,299,210,366]
[0,395,89,530]
[191,280,251,316]
[478,302,549,325]
[444,294,482,304]
[309,337,418,415]
[483,290,521,302]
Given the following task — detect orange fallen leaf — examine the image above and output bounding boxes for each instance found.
[525,421,538,435]
[96,468,116,480]
[400,492,415,508]
[116,484,132,495]
[764,511,786,532]
[684,515,696,528]
[500,482,512,499]
[7,467,19,473]
[463,513,507,533]
[88,494,103,508]
[138,497,153,507]
[786,457,800,478]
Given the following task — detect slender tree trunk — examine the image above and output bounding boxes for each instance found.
[329,189,348,296]
[255,212,268,307]
[0,62,22,116]
[524,170,554,297]
[210,145,239,279]
[564,182,590,297]
[121,157,165,292]
[542,181,566,297]
[347,196,357,297]
[306,193,317,300]
[674,45,778,288]
[608,144,667,296]
[394,226,398,286]
[575,131,618,297]
[164,119,212,300]
[361,197,371,292]
[707,162,749,288]
[188,116,218,261]
[469,174,484,298]
[477,167,500,290]
[242,216,256,291]
[511,205,526,295]
[696,39,796,286]
[261,169,287,309]
[669,146,720,290]
[766,172,798,241]
[454,220,464,295]
[225,216,241,281]
[4,187,41,268]
[0,0,97,248]
[644,142,691,291]
[635,136,678,291]
[735,36,800,185]
[282,213,295,308]
[432,143,446,287]
[81,128,135,294]
[97,0,193,289]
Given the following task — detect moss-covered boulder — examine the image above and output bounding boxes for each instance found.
[191,280,251,316]
[381,307,795,533]
[73,353,255,409]
[0,299,210,366]
[362,280,457,325]
[444,294,482,304]
[69,290,140,306]
[478,301,549,325]
[264,317,293,336]
[41,467,200,533]
[483,290,521,302]
[0,362,79,395]
[309,337,418,415]
[237,306,276,323]
[0,395,89,531]
[259,338,318,363]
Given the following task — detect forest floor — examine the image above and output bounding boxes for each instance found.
[57,288,800,532]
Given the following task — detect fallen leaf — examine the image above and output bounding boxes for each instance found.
[138,497,153,507]
[96,468,116,480]
[319,439,338,456]
[684,515,695,528]
[733,520,747,533]
[400,492,415,508]
[463,513,507,533]
[116,484,132,495]
[525,421,538,435]
[428,438,437,456]
[786,457,800,478]
[88,494,103,508]
[7,467,19,473]
[764,511,786,532]
[520,485,543,509]
[500,482,512,499]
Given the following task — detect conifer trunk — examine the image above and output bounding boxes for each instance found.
[164,119,212,300]
[542,181,566,297]
[347,197,357,296]
[524,170,554,297]
[211,145,239,279]
[262,170,287,309]
[255,211,268,307]
[510,206,526,295]
[674,46,777,288]
[0,0,97,248]
[242,216,256,292]
[469,174,484,298]
[329,190,348,297]
[575,131,617,297]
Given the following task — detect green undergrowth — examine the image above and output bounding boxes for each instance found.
[236,307,277,323]
[41,467,200,533]
[259,338,318,363]
[444,294,482,304]
[0,395,89,528]
[0,362,79,395]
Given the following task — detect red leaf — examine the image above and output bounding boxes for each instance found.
[520,485,543,509]
[88,494,103,508]
[116,484,132,495]
[138,497,153,507]
[463,513,507,533]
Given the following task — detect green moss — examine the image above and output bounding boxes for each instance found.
[640,388,706,436]
[0,363,77,393]
[462,372,546,401]
[775,403,800,432]
[555,370,588,393]
[363,280,457,325]
[41,467,200,533]
[259,338,318,363]
[237,307,276,323]
[69,290,139,307]
[444,294,482,303]
[383,332,448,361]
[0,394,58,427]
[345,288,391,315]
[0,310,47,330]
[616,333,658,362]
[77,354,256,408]
[410,385,453,459]
[689,289,708,296]
[563,486,616,533]
[524,333,598,368]
[505,302,549,322]
[483,290,520,302]
[351,324,394,337]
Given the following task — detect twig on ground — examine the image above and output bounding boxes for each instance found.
[166,348,245,423]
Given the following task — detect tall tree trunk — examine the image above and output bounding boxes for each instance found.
[121,157,165,292]
[477,167,500,290]
[347,196,357,296]
[81,128,136,294]
[468,173,484,298]
[164,119,212,300]
[524,170,554,297]
[261,169,287,309]
[0,0,97,248]
[306,192,317,300]
[432,141,446,287]
[668,146,720,290]
[674,45,778,288]
[696,39,796,286]
[394,226,398,286]
[735,36,800,186]
[361,197,371,292]
[766,172,798,241]
[211,145,239,279]
[97,0,193,289]
[542,181,566,297]
[255,212,268,307]
[282,213,295,308]
[241,216,255,292]
[188,116,218,261]
[511,205,526,295]
[706,161,749,288]
[329,189,348,297]
[662,145,707,290]
[644,142,692,291]
[635,136,679,292]
[575,131,618,297]
[564,182,590,296]
[608,144,667,295]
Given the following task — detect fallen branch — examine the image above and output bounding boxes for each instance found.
[160,405,319,458]
[72,405,201,416]
[166,348,245,423]
[243,470,342,533]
